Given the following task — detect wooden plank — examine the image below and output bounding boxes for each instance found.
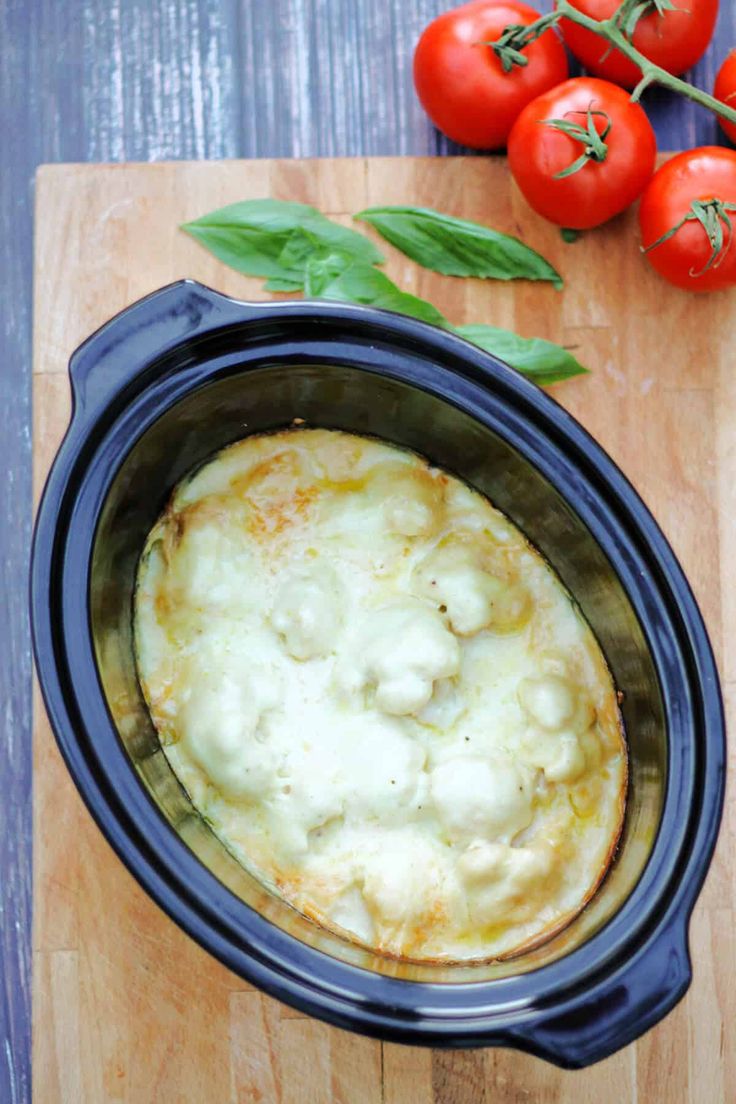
[384,1044,434,1104]
[32,155,735,1102]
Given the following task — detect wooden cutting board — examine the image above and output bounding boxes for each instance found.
[33,157,735,1104]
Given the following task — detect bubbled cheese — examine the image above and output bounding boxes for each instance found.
[518,674,578,730]
[135,428,627,962]
[517,674,596,783]
[361,834,450,929]
[271,563,342,660]
[177,648,283,800]
[458,840,555,926]
[430,755,534,843]
[338,600,460,715]
[337,715,426,817]
[413,541,531,636]
[369,463,445,538]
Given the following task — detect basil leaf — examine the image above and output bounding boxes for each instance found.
[306,259,585,384]
[276,227,322,271]
[263,276,304,292]
[454,324,588,385]
[182,224,302,280]
[300,216,383,266]
[303,252,356,297]
[355,206,562,288]
[192,198,317,233]
[182,198,383,281]
[317,263,450,328]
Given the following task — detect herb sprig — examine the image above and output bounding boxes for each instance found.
[355,206,563,288]
[182,199,584,385]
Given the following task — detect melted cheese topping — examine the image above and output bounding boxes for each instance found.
[135,429,626,961]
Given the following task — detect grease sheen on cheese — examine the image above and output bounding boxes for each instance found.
[135,429,626,961]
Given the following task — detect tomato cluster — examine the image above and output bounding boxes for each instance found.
[413,0,736,292]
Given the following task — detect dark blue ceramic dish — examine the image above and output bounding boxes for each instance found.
[30,280,725,1068]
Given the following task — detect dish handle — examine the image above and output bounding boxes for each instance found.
[509,920,692,1069]
[67,279,269,416]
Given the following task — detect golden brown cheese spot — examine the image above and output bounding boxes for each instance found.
[247,486,319,539]
[222,449,320,539]
[236,449,310,498]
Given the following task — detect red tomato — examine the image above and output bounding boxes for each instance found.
[560,0,719,89]
[413,0,568,149]
[714,51,736,145]
[639,147,736,292]
[507,78,657,229]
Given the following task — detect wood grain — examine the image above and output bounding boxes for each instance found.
[32,156,735,1102]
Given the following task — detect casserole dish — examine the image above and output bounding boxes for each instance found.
[30,279,725,1068]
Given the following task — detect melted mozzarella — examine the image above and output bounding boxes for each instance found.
[412,540,531,636]
[271,563,342,660]
[135,428,626,961]
[430,755,534,844]
[338,600,461,715]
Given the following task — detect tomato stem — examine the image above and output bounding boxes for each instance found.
[630,72,655,102]
[611,0,680,40]
[544,106,612,177]
[482,12,561,72]
[642,199,736,276]
[491,0,736,128]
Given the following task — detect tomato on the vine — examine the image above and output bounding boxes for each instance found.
[507,77,657,229]
[413,0,568,150]
[714,52,736,146]
[560,0,719,90]
[639,148,736,292]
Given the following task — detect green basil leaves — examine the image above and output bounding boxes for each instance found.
[454,325,587,385]
[355,206,562,288]
[182,199,383,282]
[181,198,583,386]
[309,259,450,328]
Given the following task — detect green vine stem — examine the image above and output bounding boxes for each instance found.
[642,199,736,274]
[545,107,612,176]
[491,0,736,129]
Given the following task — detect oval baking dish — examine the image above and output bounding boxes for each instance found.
[30,280,725,1068]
